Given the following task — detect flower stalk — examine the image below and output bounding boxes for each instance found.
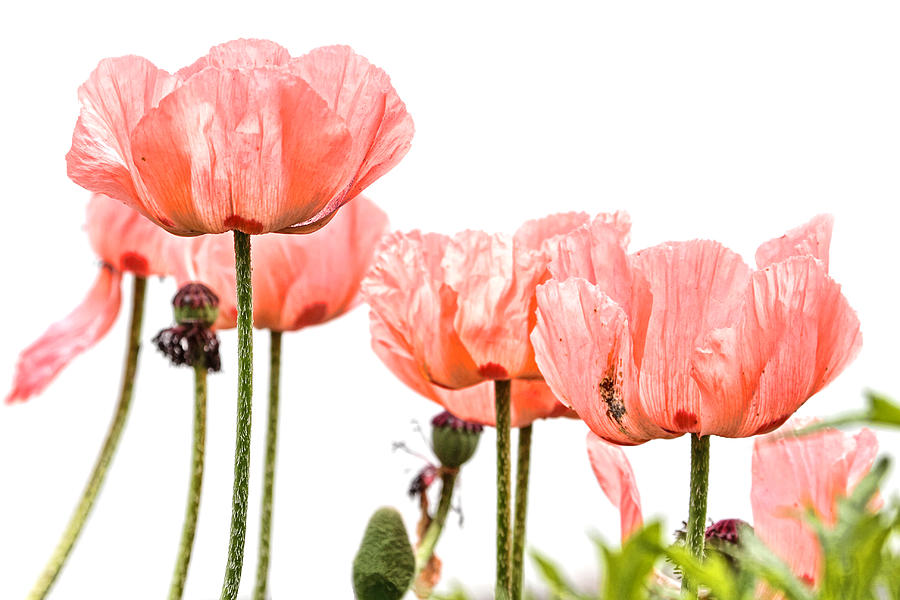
[221,231,254,600]
[682,433,711,596]
[495,379,512,600]
[27,275,147,600]
[414,468,458,576]
[511,424,533,600]
[254,330,282,600]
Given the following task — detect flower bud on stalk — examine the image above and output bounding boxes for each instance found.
[430,411,483,469]
[153,282,222,371]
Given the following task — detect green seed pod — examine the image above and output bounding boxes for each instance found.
[172,282,219,327]
[352,507,415,600]
[431,411,483,468]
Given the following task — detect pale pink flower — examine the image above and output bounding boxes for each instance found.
[7,195,185,403]
[532,215,861,444]
[363,212,603,395]
[67,39,413,236]
[184,196,388,332]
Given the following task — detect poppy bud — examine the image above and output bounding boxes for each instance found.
[153,283,222,371]
[352,507,415,600]
[173,282,219,327]
[705,518,750,547]
[431,411,483,469]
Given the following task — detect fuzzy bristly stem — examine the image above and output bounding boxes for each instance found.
[168,358,208,600]
[221,231,254,600]
[495,379,512,600]
[682,433,711,596]
[414,469,458,577]
[510,424,533,600]
[27,275,147,600]
[253,330,282,600]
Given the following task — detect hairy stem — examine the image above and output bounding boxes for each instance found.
[221,231,253,600]
[414,469,458,577]
[168,359,208,600]
[27,275,147,600]
[510,424,533,600]
[495,379,512,600]
[253,330,282,600]
[682,433,710,596]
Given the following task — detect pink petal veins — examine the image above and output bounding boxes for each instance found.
[755,214,834,271]
[6,267,122,404]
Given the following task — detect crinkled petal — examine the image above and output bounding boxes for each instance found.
[291,45,414,208]
[628,241,751,434]
[513,211,591,257]
[587,432,644,541]
[693,257,862,437]
[751,421,879,585]
[130,67,356,235]
[363,232,481,388]
[86,194,189,277]
[176,38,293,80]
[66,56,179,222]
[6,267,122,404]
[532,278,673,445]
[755,214,833,271]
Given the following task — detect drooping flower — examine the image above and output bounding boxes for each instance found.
[182,196,388,332]
[6,195,186,403]
[67,39,414,236]
[532,215,861,444]
[587,421,879,586]
[363,212,609,391]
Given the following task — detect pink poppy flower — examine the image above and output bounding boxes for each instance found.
[6,195,185,403]
[532,215,861,444]
[362,212,606,393]
[67,39,413,236]
[183,196,388,332]
[588,421,879,586]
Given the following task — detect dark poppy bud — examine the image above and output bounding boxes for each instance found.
[705,518,750,547]
[431,411,482,468]
[173,282,219,327]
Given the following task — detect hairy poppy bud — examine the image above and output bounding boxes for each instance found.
[352,507,415,600]
[431,411,483,468]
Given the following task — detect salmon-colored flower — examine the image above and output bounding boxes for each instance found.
[587,421,879,587]
[532,215,861,444]
[183,196,388,332]
[363,212,606,395]
[7,195,185,403]
[67,39,413,236]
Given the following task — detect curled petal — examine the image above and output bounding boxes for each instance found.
[6,267,122,404]
[176,38,292,80]
[66,56,179,222]
[531,278,673,445]
[513,211,591,258]
[756,214,834,271]
[586,432,643,541]
[693,257,862,437]
[628,241,750,434]
[751,422,879,585]
[131,67,356,235]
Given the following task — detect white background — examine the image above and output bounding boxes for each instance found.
[1,1,899,598]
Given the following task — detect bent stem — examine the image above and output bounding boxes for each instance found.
[168,359,208,600]
[682,433,710,596]
[253,330,282,600]
[27,275,147,600]
[510,424,533,600]
[413,469,458,577]
[495,379,512,600]
[221,231,254,600]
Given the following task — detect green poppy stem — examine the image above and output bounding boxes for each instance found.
[253,330,282,600]
[221,231,253,600]
[510,424,533,600]
[495,379,512,600]
[26,274,147,600]
[168,358,208,600]
[413,468,458,577]
[682,433,710,596]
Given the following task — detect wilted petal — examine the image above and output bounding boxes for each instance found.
[6,267,122,404]
[66,56,179,220]
[131,67,356,235]
[532,278,673,445]
[751,422,879,585]
[755,214,833,271]
[587,432,644,541]
[693,258,862,437]
[628,241,750,434]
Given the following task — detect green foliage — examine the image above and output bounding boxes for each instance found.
[597,523,665,600]
[352,507,415,600]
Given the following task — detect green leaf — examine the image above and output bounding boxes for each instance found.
[529,549,590,600]
[595,522,665,600]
